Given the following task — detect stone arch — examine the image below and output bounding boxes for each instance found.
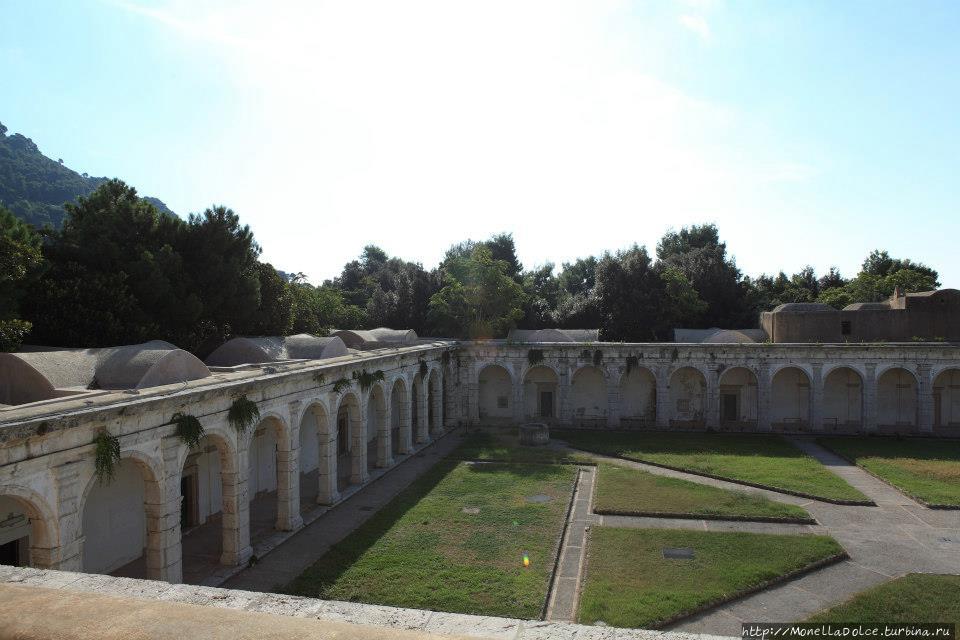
[933,368,960,431]
[570,365,607,426]
[247,413,293,537]
[478,363,514,423]
[389,377,412,455]
[80,451,164,578]
[367,382,390,468]
[717,366,758,427]
[523,365,560,421]
[0,484,58,569]
[178,430,247,570]
[298,400,330,510]
[427,368,442,436]
[335,391,366,490]
[823,367,863,432]
[770,366,811,430]
[877,367,918,432]
[668,366,706,427]
[618,366,656,427]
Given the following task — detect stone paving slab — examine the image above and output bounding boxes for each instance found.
[0,566,732,640]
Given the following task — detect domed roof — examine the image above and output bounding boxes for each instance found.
[771,303,839,314]
[205,334,348,367]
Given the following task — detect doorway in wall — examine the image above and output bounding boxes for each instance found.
[0,539,22,566]
[180,474,198,529]
[539,391,554,419]
[721,393,739,422]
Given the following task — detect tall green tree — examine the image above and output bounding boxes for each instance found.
[429,244,525,338]
[0,205,42,350]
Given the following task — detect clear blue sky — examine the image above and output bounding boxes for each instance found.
[2,1,958,287]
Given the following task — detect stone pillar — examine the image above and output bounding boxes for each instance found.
[221,442,252,566]
[377,400,394,468]
[606,369,620,428]
[756,363,771,432]
[414,376,429,444]
[46,461,85,571]
[398,384,414,455]
[917,364,933,433]
[655,367,671,428]
[863,363,878,433]
[705,365,720,429]
[512,364,524,423]
[809,362,824,432]
[430,370,444,436]
[317,409,340,505]
[148,437,185,583]
[467,364,480,425]
[351,397,370,485]
[276,402,303,532]
[558,365,571,425]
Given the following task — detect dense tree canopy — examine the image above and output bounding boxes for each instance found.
[1,175,946,351]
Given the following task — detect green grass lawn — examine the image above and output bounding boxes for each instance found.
[807,574,960,625]
[451,429,594,465]
[579,528,844,629]
[594,463,812,521]
[817,437,960,506]
[555,430,868,503]
[286,459,577,619]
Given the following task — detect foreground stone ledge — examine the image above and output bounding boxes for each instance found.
[0,566,732,640]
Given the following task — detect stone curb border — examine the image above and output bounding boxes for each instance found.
[651,551,850,630]
[541,467,583,621]
[579,452,876,507]
[0,566,732,640]
[447,457,598,468]
[592,508,817,525]
[813,441,960,511]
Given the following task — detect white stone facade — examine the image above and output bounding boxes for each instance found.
[0,338,958,585]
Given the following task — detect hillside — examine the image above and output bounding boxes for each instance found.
[0,121,175,228]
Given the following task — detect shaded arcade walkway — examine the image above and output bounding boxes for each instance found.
[223,429,466,592]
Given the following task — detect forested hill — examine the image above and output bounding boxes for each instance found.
[0,121,175,228]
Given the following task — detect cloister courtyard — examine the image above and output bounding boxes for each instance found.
[141,425,960,635]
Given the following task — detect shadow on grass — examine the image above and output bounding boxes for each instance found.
[282,459,458,597]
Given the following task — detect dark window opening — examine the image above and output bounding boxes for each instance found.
[841,321,852,335]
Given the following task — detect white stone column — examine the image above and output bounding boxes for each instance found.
[705,365,720,429]
[47,461,84,571]
[809,363,824,432]
[414,377,429,444]
[558,365,571,425]
[917,364,933,433]
[221,442,252,566]
[317,409,340,505]
[512,364,524,423]
[149,437,184,583]
[756,363,771,432]
[655,367,671,428]
[377,400,394,468]
[276,401,303,532]
[863,363,878,433]
[606,369,620,428]
[398,384,414,455]
[351,397,369,485]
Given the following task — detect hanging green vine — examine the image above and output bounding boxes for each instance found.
[527,349,544,366]
[353,368,385,391]
[93,431,121,486]
[313,372,326,385]
[228,395,260,434]
[332,377,352,394]
[593,349,603,366]
[172,412,205,449]
[625,355,639,375]
[441,351,451,366]
[419,359,428,379]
